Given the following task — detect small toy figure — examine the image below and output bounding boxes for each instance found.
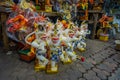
[98,14,114,41]
[61,2,71,21]
[82,0,88,10]
[77,0,88,20]
[46,25,65,73]
[25,31,49,71]
[77,0,88,10]
[65,30,78,61]
[20,0,36,11]
[80,21,90,37]
[60,32,72,64]
[74,21,89,51]
[76,35,86,52]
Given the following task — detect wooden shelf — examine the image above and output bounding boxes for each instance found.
[36,10,103,18]
[37,11,63,17]
[77,10,104,13]
[88,10,104,13]
[88,20,94,24]
[0,6,12,13]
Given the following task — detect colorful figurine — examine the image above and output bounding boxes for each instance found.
[6,7,88,73]
[60,32,72,64]
[98,14,114,41]
[20,0,36,11]
[25,30,49,71]
[46,25,65,73]
[65,30,77,60]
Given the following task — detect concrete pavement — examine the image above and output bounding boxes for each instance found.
[0,39,120,80]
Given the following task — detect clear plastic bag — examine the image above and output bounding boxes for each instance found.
[6,9,38,44]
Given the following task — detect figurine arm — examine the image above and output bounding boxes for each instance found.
[72,37,78,41]
[31,40,40,48]
[25,31,36,45]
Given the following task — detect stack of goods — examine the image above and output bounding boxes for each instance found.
[6,0,39,61]
[6,9,39,62]
[77,0,88,20]
[6,0,90,74]
[97,14,119,41]
[89,0,103,10]
[25,19,89,73]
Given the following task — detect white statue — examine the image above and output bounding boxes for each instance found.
[25,31,49,68]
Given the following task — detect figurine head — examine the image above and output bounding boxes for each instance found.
[68,30,75,38]
[41,33,48,41]
[37,32,47,41]
[51,33,60,44]
[81,21,88,31]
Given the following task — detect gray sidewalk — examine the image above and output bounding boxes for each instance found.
[0,39,120,80]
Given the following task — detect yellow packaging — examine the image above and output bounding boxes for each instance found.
[45,5,52,12]
[99,33,109,41]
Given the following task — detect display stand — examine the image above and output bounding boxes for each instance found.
[37,11,63,17]
[0,12,9,49]
[88,10,104,39]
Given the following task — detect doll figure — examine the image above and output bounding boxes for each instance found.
[68,22,79,49]
[62,2,71,21]
[75,21,89,51]
[33,32,48,69]
[60,32,72,64]
[80,21,90,37]
[77,35,86,51]
[77,0,88,10]
[81,0,88,10]
[64,30,78,61]
[25,31,49,70]
[46,27,65,73]
[20,0,36,11]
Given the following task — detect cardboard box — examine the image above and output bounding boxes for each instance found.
[19,49,35,62]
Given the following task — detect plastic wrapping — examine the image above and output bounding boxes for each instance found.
[6,9,39,44]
